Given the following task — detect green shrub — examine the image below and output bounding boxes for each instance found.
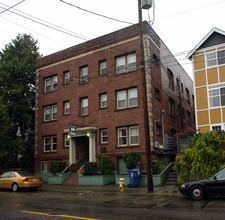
[50,161,66,174]
[83,162,98,175]
[152,160,168,174]
[123,151,141,170]
[174,131,225,181]
[100,156,112,175]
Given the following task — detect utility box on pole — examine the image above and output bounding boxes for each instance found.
[141,0,152,9]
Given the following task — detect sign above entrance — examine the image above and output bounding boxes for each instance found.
[69,125,77,136]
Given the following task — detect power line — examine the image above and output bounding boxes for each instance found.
[0,2,90,41]
[0,4,89,41]
[0,16,71,48]
[158,0,225,20]
[0,0,25,15]
[59,0,134,25]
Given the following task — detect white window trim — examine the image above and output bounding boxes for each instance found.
[129,126,139,146]
[208,83,225,109]
[64,71,70,84]
[44,76,58,93]
[80,66,88,84]
[44,137,51,152]
[64,134,70,147]
[52,105,57,120]
[117,126,139,147]
[81,98,88,116]
[118,127,128,147]
[100,94,107,108]
[100,61,107,75]
[51,136,57,152]
[117,90,127,109]
[210,124,223,132]
[128,88,138,107]
[41,161,48,173]
[206,49,225,68]
[64,101,70,115]
[116,53,136,74]
[117,88,138,110]
[44,106,51,122]
[101,129,108,144]
[44,105,57,122]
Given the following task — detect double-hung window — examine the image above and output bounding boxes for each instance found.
[116,53,136,74]
[209,83,225,107]
[64,71,70,84]
[100,93,107,108]
[64,101,70,115]
[64,134,70,147]
[44,136,57,152]
[80,66,88,84]
[206,49,225,67]
[117,126,139,147]
[81,97,88,116]
[44,105,57,121]
[101,129,108,144]
[41,161,48,173]
[117,88,138,109]
[99,61,107,75]
[45,76,57,93]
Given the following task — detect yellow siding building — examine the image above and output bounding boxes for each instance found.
[188,28,225,133]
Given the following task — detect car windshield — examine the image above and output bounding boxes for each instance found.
[17,171,34,177]
[215,169,225,179]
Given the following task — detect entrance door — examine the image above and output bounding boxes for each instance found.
[76,136,89,168]
[118,157,127,175]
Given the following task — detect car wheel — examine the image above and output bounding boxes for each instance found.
[191,186,204,200]
[12,183,19,192]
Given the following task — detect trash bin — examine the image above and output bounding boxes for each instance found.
[128,170,141,188]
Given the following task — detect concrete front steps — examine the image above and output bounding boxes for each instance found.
[63,173,78,186]
[164,170,177,185]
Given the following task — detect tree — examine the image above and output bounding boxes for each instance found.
[174,131,225,181]
[0,34,41,169]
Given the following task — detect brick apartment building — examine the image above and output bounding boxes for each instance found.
[35,22,195,174]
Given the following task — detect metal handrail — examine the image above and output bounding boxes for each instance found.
[62,163,73,174]
[62,152,88,173]
[77,165,85,173]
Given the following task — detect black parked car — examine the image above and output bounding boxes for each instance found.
[179,168,225,200]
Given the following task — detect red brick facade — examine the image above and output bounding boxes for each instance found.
[35,22,195,173]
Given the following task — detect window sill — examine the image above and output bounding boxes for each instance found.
[115,106,138,112]
[99,107,108,110]
[44,89,58,94]
[43,151,57,153]
[43,120,57,123]
[116,145,140,149]
[115,69,137,75]
[63,113,70,116]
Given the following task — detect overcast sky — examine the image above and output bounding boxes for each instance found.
[1,0,225,78]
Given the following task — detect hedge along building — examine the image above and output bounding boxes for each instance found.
[188,28,225,133]
[35,22,195,175]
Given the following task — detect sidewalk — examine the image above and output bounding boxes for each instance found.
[40,184,180,196]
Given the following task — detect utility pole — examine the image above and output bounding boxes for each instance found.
[138,0,153,193]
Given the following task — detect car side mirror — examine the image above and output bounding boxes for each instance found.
[213,176,217,180]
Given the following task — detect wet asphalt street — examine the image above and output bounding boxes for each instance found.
[1,185,225,220]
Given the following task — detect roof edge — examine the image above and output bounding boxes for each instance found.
[187,27,225,60]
